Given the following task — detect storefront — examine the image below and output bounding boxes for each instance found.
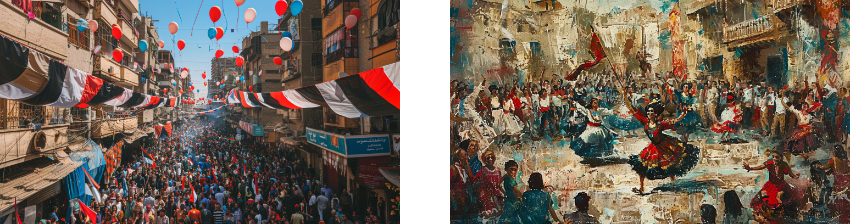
[305,127,395,221]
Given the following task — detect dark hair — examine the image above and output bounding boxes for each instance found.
[835,145,847,160]
[574,192,590,212]
[722,191,743,217]
[527,173,544,190]
[700,204,717,223]
[504,160,518,170]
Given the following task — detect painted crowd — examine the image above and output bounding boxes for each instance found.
[450,70,850,223]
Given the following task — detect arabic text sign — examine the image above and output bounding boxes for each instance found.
[345,135,390,158]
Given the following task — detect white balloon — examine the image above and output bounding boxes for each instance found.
[244,8,257,24]
[180,71,188,79]
[280,37,293,51]
[169,22,179,35]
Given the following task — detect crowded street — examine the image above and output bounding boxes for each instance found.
[0,0,401,224]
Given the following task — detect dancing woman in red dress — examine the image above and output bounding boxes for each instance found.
[624,91,701,194]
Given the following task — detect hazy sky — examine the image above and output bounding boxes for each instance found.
[141,0,284,99]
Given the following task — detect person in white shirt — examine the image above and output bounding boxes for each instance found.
[771,89,790,137]
[569,98,617,158]
[742,84,754,127]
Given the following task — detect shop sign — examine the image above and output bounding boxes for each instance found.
[357,156,389,188]
[345,135,391,158]
[307,127,346,155]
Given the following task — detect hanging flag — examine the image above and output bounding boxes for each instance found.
[566,28,606,81]
[81,167,100,189]
[670,4,686,80]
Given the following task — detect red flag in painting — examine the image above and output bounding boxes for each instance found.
[78,199,97,223]
[566,28,606,80]
[82,167,100,189]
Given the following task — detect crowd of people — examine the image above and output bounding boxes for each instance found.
[50,118,390,224]
[450,69,850,223]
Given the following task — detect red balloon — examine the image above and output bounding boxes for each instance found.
[112,49,123,62]
[232,46,239,53]
[177,40,186,50]
[350,8,362,20]
[275,0,288,16]
[204,82,207,86]
[249,86,253,92]
[273,57,282,65]
[179,90,184,94]
[209,6,222,23]
[215,49,224,58]
[202,72,207,79]
[215,27,224,40]
[111,25,122,40]
[183,67,189,72]
[191,85,195,90]
[235,56,244,66]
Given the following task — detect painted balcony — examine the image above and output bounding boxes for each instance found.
[723,16,774,43]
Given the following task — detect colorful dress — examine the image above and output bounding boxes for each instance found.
[675,90,702,134]
[519,190,553,224]
[750,160,796,221]
[627,110,700,180]
[478,166,503,214]
[498,176,521,224]
[783,106,821,155]
[711,104,743,133]
[570,101,617,158]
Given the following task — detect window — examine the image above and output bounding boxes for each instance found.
[68,16,90,50]
[378,0,400,30]
[97,20,118,54]
[311,18,322,31]
[323,26,358,64]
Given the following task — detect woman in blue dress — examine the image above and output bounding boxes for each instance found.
[520,173,562,224]
[499,160,522,223]
[675,82,702,142]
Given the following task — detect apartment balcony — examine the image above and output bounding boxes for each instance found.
[98,56,122,80]
[772,0,802,12]
[95,0,119,27]
[0,103,71,167]
[322,0,359,37]
[92,116,138,138]
[0,0,68,59]
[323,108,356,128]
[158,81,173,87]
[120,0,139,13]
[723,16,775,43]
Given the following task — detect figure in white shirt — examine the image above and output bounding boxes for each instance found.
[569,98,617,158]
